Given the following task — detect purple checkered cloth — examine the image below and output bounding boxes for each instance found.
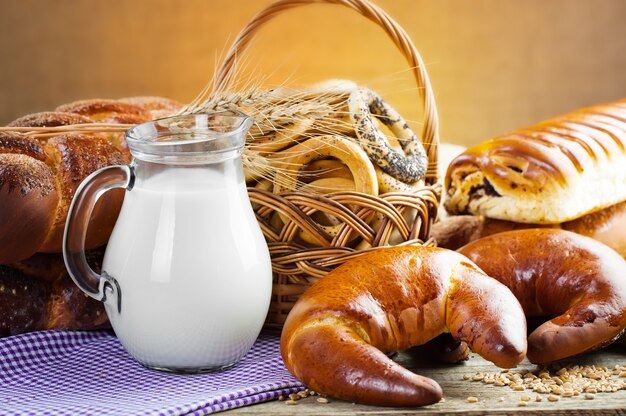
[0,330,304,416]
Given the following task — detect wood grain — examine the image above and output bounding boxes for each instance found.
[229,347,626,415]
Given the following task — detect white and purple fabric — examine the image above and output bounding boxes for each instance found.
[0,330,304,415]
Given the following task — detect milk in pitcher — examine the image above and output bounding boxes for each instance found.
[64,112,272,372]
[103,160,272,370]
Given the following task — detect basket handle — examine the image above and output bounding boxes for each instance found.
[213,0,439,181]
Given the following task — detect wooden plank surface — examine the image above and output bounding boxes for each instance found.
[230,347,626,415]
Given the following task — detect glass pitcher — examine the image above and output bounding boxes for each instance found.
[63,111,272,373]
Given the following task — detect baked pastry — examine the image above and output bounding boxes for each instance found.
[1,250,108,336]
[8,112,94,128]
[0,131,126,263]
[1,97,183,264]
[458,229,626,363]
[432,200,626,257]
[0,96,182,334]
[281,246,526,407]
[444,99,626,223]
[55,99,151,125]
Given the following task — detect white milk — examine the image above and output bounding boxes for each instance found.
[102,162,272,371]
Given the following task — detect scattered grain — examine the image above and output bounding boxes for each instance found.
[316,398,329,404]
[585,393,595,400]
[520,394,531,402]
[517,401,527,407]
[548,395,559,402]
[285,400,298,405]
[467,396,479,403]
[461,362,626,401]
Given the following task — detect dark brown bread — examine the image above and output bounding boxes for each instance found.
[0,266,50,335]
[458,229,626,364]
[0,250,108,336]
[118,96,182,120]
[280,246,527,407]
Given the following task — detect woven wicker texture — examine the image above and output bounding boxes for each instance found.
[213,0,442,328]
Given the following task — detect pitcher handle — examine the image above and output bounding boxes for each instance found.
[63,165,134,314]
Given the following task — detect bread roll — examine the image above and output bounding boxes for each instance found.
[0,96,182,333]
[281,246,526,406]
[444,99,626,223]
[458,229,626,363]
[432,200,626,258]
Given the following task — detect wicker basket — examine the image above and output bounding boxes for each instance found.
[213,0,441,329]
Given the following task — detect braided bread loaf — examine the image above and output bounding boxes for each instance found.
[0,97,181,334]
[1,97,182,264]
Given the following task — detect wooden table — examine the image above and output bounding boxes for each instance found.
[230,347,626,415]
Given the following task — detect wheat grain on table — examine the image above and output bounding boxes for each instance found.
[228,347,626,415]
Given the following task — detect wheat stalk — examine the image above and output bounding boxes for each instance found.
[0,84,438,183]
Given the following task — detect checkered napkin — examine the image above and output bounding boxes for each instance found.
[0,330,304,416]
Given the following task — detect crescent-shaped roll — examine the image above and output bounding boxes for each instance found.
[281,246,527,407]
[458,228,626,364]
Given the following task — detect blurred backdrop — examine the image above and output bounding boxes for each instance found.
[1,0,626,146]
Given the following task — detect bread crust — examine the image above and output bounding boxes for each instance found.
[432,201,626,258]
[1,96,180,263]
[444,100,626,223]
[38,135,126,252]
[458,229,626,364]
[8,112,94,128]
[0,152,59,264]
[0,250,108,335]
[281,246,526,406]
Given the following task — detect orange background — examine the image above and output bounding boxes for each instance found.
[1,0,626,146]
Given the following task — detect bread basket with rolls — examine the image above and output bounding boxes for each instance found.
[0,0,441,332]
[202,0,441,329]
